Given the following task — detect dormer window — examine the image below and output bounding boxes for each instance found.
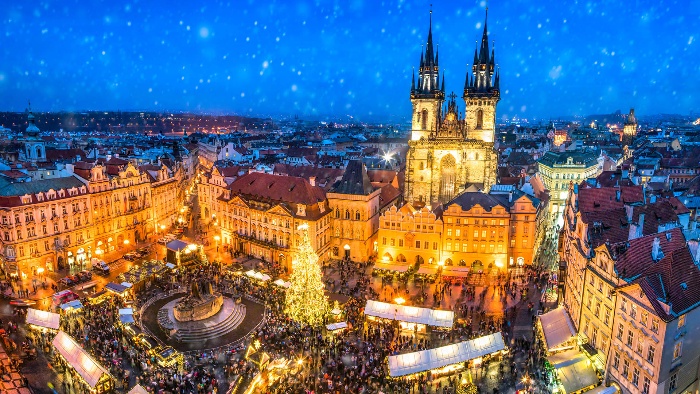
[296,205,306,216]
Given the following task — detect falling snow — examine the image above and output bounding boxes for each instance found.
[0,0,697,119]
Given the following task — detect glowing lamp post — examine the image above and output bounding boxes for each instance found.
[214,235,221,253]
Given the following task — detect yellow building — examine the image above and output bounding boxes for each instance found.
[378,204,443,266]
[405,11,499,207]
[537,150,601,227]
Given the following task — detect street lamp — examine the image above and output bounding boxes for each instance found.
[214,235,221,253]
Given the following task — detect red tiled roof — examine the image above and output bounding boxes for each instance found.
[45,148,86,162]
[577,185,644,213]
[378,184,401,209]
[227,172,325,206]
[611,228,686,281]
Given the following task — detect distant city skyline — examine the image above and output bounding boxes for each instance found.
[1,1,698,120]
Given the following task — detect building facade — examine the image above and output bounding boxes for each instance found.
[404,11,499,207]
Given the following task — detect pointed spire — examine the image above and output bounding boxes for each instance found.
[435,44,439,67]
[491,41,496,65]
[473,47,478,65]
[495,67,500,89]
[420,48,424,70]
[479,8,490,63]
[425,7,435,67]
[411,68,416,92]
[441,72,445,93]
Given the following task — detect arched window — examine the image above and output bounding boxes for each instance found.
[355,211,361,221]
[421,109,428,130]
[335,208,340,218]
[345,210,350,220]
[476,109,484,128]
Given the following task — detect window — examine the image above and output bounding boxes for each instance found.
[481,230,486,238]
[447,229,452,236]
[604,309,611,325]
[642,377,650,394]
[674,341,683,359]
[462,243,468,252]
[627,330,634,347]
[382,237,386,246]
[455,229,461,237]
[647,346,655,363]
[424,242,429,249]
[587,295,592,310]
[433,242,438,250]
[398,239,403,247]
[632,368,639,386]
[612,352,620,369]
[522,239,528,247]
[651,319,659,333]
[446,242,452,251]
[44,240,49,251]
[622,359,629,378]
[621,298,627,312]
[630,305,637,320]
[510,239,515,248]
[473,230,479,238]
[390,238,395,246]
[678,314,686,329]
[641,311,648,327]
[670,373,678,390]
[636,341,643,355]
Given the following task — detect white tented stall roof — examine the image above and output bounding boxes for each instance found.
[538,306,576,351]
[127,384,150,394]
[548,349,600,393]
[326,322,348,331]
[119,308,134,316]
[388,333,506,377]
[26,308,60,330]
[364,300,454,328]
[52,331,113,388]
[273,279,291,288]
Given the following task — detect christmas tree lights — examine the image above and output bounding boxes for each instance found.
[284,223,329,327]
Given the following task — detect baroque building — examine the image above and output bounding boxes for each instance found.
[405,10,500,207]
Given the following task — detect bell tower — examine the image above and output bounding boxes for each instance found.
[463,9,500,143]
[410,9,445,141]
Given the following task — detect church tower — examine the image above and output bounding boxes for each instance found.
[622,108,637,145]
[410,10,445,141]
[405,9,499,207]
[23,101,46,164]
[464,9,500,143]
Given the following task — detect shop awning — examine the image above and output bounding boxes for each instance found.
[326,322,348,331]
[105,282,129,294]
[273,279,291,288]
[538,306,576,351]
[442,267,470,278]
[245,270,271,282]
[52,331,113,389]
[127,384,149,394]
[388,332,505,377]
[416,266,438,275]
[121,282,133,288]
[548,349,600,394]
[166,239,189,252]
[373,263,409,272]
[364,300,454,328]
[60,300,83,311]
[26,308,60,330]
[586,386,619,394]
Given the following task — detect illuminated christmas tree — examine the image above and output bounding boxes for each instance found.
[285,223,329,327]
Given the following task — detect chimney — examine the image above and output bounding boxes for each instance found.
[689,240,700,265]
[639,213,645,234]
[309,176,316,187]
[625,205,634,222]
[666,232,672,242]
[651,237,663,261]
[616,190,621,202]
[509,191,513,203]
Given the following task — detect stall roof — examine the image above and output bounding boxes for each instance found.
[548,349,600,393]
[166,239,189,252]
[442,267,470,278]
[538,306,576,351]
[121,282,133,288]
[416,266,438,275]
[120,315,135,324]
[26,308,60,330]
[105,282,129,294]
[326,322,348,331]
[388,333,505,377]
[74,280,98,291]
[165,263,176,269]
[128,384,149,394]
[273,279,291,288]
[245,270,270,282]
[373,262,409,272]
[119,308,134,315]
[59,300,83,311]
[52,331,113,388]
[364,300,454,328]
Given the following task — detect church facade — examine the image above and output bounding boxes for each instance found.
[405,10,500,207]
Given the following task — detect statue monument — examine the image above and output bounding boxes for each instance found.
[173,280,224,322]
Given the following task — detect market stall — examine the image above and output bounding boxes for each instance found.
[52,331,114,393]
[537,306,577,354]
[547,349,600,394]
[119,260,167,292]
[372,262,410,272]
[59,300,84,313]
[127,385,149,394]
[245,270,271,282]
[326,322,348,333]
[364,300,454,332]
[388,332,506,378]
[26,308,60,331]
[273,279,291,288]
[105,282,129,297]
[119,308,135,325]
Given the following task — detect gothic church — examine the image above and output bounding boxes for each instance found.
[405,10,500,207]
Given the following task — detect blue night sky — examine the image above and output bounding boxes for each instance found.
[1,0,699,121]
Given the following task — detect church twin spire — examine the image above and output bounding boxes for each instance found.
[411,9,444,98]
[465,8,500,95]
